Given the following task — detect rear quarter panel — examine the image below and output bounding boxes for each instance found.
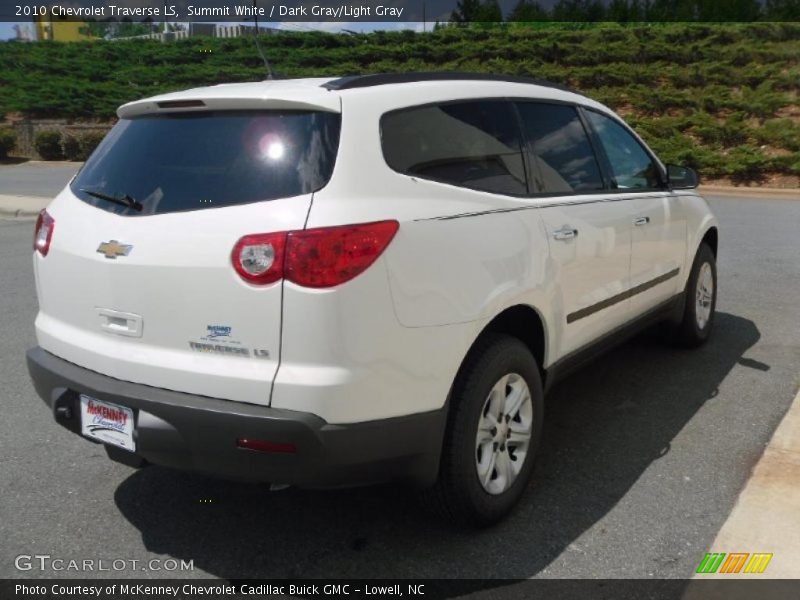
[306,90,558,369]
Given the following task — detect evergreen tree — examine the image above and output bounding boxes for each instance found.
[500,0,775,22]
[552,0,582,20]
[586,0,607,20]
[476,0,503,21]
[698,0,761,21]
[508,0,550,21]
[764,0,800,20]
[451,0,502,22]
[607,0,631,21]
[629,0,644,21]
[552,0,607,21]
[451,0,482,23]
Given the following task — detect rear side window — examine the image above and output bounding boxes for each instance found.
[516,102,604,194]
[585,110,663,190]
[381,100,527,196]
[71,110,340,216]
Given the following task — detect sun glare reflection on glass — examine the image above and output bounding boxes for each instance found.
[258,134,286,161]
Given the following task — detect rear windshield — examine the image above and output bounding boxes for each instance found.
[71,110,340,216]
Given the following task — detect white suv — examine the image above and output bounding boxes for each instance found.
[27,73,718,525]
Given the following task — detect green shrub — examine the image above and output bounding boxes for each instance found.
[78,131,106,160]
[61,134,81,160]
[725,146,770,183]
[0,128,16,159]
[34,130,64,160]
[691,112,751,147]
[1,23,798,182]
[755,119,800,152]
[59,131,106,160]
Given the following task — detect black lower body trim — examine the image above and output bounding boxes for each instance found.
[26,347,445,488]
[567,268,681,324]
[546,293,684,392]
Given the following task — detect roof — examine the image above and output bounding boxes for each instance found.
[117,73,602,119]
[117,78,340,118]
[322,72,582,96]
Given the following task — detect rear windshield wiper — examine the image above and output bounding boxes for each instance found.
[80,188,143,212]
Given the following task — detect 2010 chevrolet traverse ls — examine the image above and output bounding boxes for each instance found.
[27,73,718,525]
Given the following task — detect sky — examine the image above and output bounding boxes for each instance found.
[1,23,20,40]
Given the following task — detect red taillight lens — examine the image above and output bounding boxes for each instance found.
[232,221,399,288]
[237,438,297,454]
[33,209,55,256]
[286,220,399,288]
[231,232,287,285]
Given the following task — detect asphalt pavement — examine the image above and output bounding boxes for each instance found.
[0,161,82,198]
[1,194,799,581]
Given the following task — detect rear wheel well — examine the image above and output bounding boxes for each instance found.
[479,305,546,371]
[702,227,718,257]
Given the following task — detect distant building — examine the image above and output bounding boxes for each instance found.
[12,23,37,42]
[112,24,280,42]
[34,15,94,42]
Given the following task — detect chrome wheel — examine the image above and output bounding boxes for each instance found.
[475,373,533,495]
[695,262,714,329]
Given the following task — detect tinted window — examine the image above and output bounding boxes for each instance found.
[586,110,662,190]
[71,110,340,216]
[381,100,527,196]
[516,102,604,193]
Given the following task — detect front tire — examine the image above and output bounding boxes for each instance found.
[670,242,717,348]
[424,334,544,527]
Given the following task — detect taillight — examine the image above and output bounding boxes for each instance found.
[231,220,399,288]
[286,220,399,288]
[33,209,55,256]
[231,232,287,285]
[237,438,297,454]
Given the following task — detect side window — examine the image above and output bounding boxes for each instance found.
[585,110,663,190]
[381,100,527,196]
[516,102,604,194]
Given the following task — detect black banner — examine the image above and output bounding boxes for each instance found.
[4,579,800,600]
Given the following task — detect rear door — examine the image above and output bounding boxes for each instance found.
[34,109,340,405]
[516,101,633,358]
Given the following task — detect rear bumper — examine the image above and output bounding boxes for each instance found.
[26,347,445,488]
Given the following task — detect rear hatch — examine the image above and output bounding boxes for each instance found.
[34,101,340,405]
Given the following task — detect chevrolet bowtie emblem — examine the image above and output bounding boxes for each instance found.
[96,240,133,259]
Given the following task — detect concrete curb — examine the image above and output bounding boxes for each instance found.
[0,195,50,219]
[700,185,800,199]
[686,385,800,585]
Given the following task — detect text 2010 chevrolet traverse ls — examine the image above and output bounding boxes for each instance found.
[27,73,718,525]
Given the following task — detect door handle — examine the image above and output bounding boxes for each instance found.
[634,216,650,226]
[553,226,578,241]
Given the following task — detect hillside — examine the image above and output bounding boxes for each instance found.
[1,23,798,184]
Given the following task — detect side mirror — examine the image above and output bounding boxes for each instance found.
[666,164,699,190]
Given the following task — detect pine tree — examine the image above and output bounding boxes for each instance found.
[451,0,502,23]
[607,0,631,21]
[508,0,549,21]
[764,0,800,20]
[451,0,482,23]
[476,0,503,21]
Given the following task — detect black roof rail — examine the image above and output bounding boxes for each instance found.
[322,72,583,96]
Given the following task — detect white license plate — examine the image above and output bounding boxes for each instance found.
[80,395,135,452]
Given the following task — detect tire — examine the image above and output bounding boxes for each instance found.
[423,334,544,527]
[670,243,717,348]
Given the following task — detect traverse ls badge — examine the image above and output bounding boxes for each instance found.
[96,240,133,259]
